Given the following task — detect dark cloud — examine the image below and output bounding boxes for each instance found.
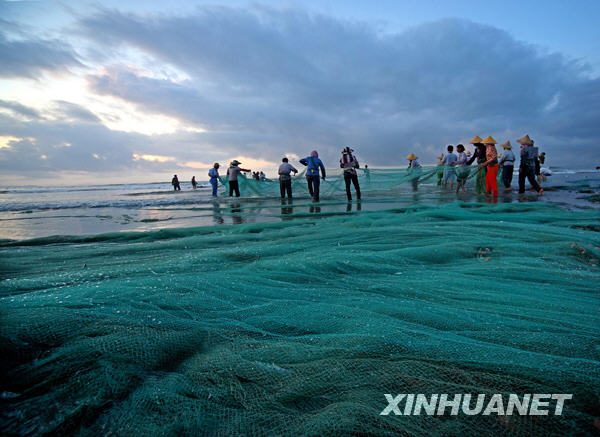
[0,99,42,120]
[76,7,600,167]
[0,28,82,78]
[1,6,599,179]
[50,100,102,123]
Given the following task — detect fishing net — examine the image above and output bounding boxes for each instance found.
[1,200,599,435]
[219,166,479,198]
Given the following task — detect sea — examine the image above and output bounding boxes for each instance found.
[1,167,599,435]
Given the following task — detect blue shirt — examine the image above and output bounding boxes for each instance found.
[300,156,326,177]
[442,153,457,165]
[208,168,219,179]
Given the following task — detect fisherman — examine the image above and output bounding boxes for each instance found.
[441,145,457,190]
[300,150,326,202]
[171,174,181,191]
[208,163,220,197]
[227,160,251,197]
[278,157,298,199]
[191,176,197,190]
[259,171,266,181]
[455,144,469,193]
[537,151,547,184]
[480,136,499,197]
[517,135,543,196]
[499,141,515,191]
[466,136,487,194]
[340,146,361,201]
[406,153,421,191]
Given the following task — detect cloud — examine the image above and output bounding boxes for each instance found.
[75,7,600,168]
[0,28,83,78]
[1,6,599,183]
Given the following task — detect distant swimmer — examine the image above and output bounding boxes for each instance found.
[442,145,457,190]
[208,163,220,197]
[171,174,181,191]
[300,150,326,202]
[278,157,298,199]
[480,136,499,197]
[340,146,361,201]
[191,176,197,190]
[517,134,543,196]
[227,160,251,197]
[499,141,515,191]
[406,153,420,191]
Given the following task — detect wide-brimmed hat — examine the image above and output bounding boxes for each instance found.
[501,141,511,149]
[469,136,483,144]
[231,160,241,166]
[517,134,533,145]
[406,153,418,160]
[482,136,497,144]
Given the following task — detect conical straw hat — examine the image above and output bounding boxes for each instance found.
[482,136,497,144]
[469,135,483,144]
[517,134,533,145]
[406,153,418,160]
[501,141,511,149]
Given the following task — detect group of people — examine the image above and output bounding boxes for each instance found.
[173,134,545,200]
[406,134,545,197]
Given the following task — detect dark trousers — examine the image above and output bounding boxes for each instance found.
[280,179,292,198]
[502,165,514,188]
[306,175,321,201]
[344,172,361,200]
[229,180,240,197]
[518,165,541,193]
[173,183,180,191]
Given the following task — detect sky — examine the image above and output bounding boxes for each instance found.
[1,0,599,185]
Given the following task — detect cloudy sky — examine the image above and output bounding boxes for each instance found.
[1,0,599,184]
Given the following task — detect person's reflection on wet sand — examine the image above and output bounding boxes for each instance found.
[212,199,224,224]
[231,202,243,224]
[281,198,293,220]
[346,201,363,212]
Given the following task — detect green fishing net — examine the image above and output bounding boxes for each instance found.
[219,166,481,198]
[1,199,599,435]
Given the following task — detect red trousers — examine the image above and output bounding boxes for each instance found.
[486,165,499,197]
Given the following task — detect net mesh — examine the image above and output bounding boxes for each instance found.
[1,185,599,435]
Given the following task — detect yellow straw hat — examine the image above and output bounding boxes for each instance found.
[501,141,512,149]
[482,136,497,144]
[469,136,483,144]
[406,153,418,160]
[517,134,533,145]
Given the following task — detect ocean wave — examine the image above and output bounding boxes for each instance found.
[0,197,210,212]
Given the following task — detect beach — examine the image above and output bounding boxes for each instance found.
[1,168,599,435]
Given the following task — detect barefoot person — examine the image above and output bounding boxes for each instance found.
[466,136,487,194]
[208,163,220,197]
[340,146,361,201]
[480,136,499,197]
[406,153,421,191]
[441,145,457,190]
[499,141,515,191]
[227,160,251,197]
[278,157,298,199]
[300,150,326,202]
[455,144,469,193]
[517,134,543,196]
